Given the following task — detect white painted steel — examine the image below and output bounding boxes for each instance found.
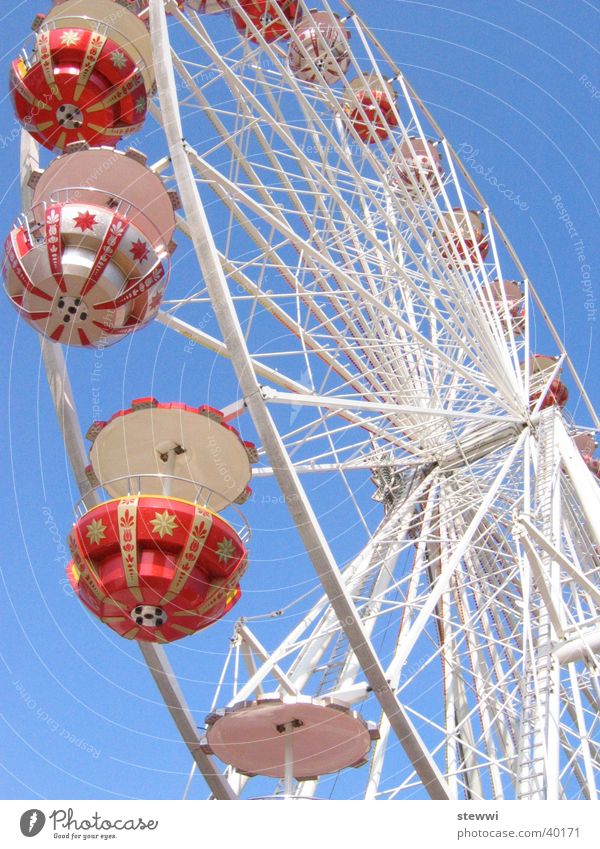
[20,128,238,800]
[150,0,450,801]
[23,0,600,801]
[145,0,600,800]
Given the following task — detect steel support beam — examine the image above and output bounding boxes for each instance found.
[150,0,450,800]
[385,430,527,683]
[20,129,237,802]
[138,643,236,799]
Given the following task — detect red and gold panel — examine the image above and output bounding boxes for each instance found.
[67,496,248,642]
[10,27,148,151]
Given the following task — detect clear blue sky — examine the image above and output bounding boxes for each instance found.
[0,0,598,800]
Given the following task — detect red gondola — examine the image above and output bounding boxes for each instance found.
[573,433,600,479]
[68,495,247,642]
[288,11,351,85]
[436,209,489,266]
[525,355,568,411]
[68,398,256,642]
[3,146,176,347]
[342,74,399,143]
[481,279,525,335]
[11,0,154,151]
[185,0,230,11]
[232,1,301,43]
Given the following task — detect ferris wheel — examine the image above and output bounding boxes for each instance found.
[5,0,600,801]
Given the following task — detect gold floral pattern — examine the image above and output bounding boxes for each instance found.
[59,30,81,47]
[85,518,107,545]
[216,537,236,564]
[150,510,178,539]
[110,50,127,70]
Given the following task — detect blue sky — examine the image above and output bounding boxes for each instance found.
[0,0,598,800]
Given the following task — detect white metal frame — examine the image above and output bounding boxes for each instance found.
[17,0,599,801]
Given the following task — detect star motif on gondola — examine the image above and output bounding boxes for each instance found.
[149,290,163,311]
[150,510,178,539]
[59,30,81,47]
[86,519,107,545]
[110,50,127,70]
[216,537,236,564]
[134,96,147,114]
[130,239,149,263]
[73,210,97,232]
